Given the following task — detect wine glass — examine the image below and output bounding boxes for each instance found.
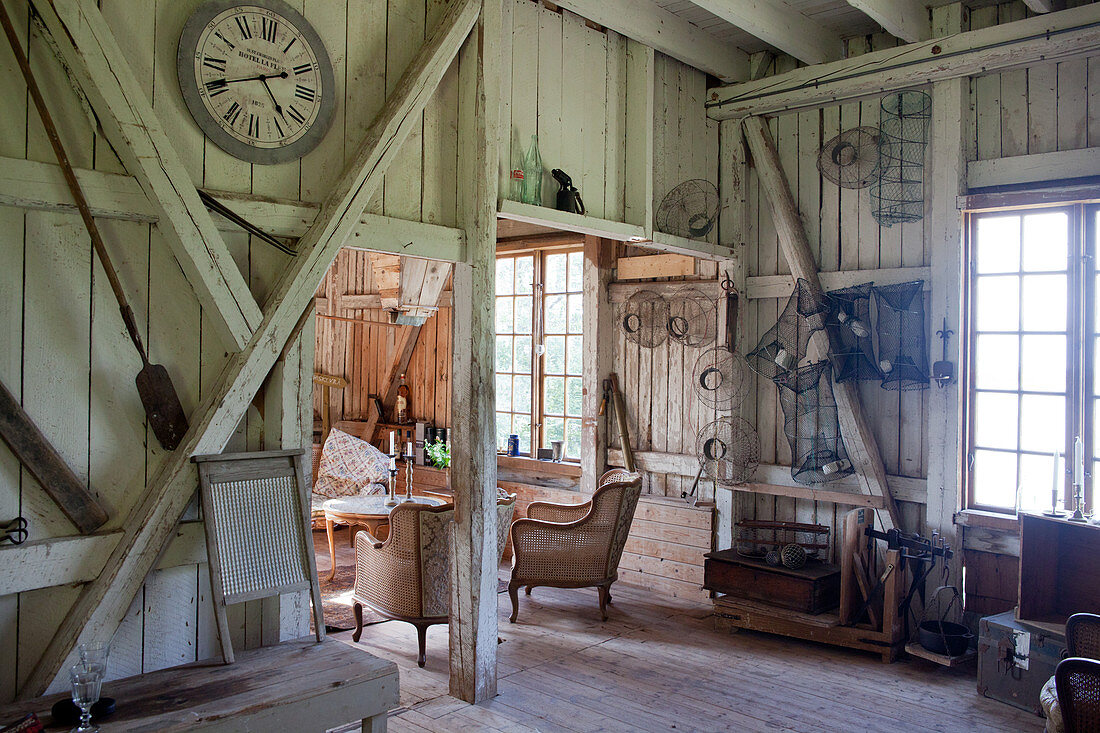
[69,664,103,733]
[77,642,110,675]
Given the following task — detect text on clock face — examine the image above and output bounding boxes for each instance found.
[193,7,322,149]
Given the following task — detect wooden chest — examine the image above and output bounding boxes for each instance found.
[978,610,1066,716]
[703,549,840,615]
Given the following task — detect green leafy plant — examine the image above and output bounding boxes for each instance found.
[425,438,450,469]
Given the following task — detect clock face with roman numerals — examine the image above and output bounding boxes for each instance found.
[177,0,335,164]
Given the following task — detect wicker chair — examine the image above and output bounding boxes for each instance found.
[351,494,516,667]
[508,469,642,623]
[1043,613,1100,732]
[1056,658,1100,733]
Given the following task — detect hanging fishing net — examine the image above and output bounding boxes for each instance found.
[746,278,829,380]
[667,288,717,347]
[825,283,881,382]
[873,280,929,391]
[871,90,931,227]
[775,361,854,485]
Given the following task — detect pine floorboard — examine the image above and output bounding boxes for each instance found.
[317,528,1041,732]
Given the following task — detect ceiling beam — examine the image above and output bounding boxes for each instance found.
[707,2,1100,118]
[1022,0,1055,13]
[18,0,480,697]
[690,0,844,65]
[33,0,261,351]
[551,0,747,81]
[844,0,929,42]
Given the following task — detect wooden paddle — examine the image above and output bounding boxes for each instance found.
[0,3,189,451]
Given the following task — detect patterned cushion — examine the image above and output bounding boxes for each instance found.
[313,428,389,499]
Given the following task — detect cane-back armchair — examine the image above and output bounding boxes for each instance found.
[351,494,515,667]
[508,469,642,623]
[1043,613,1100,732]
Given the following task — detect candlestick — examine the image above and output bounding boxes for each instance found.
[385,452,398,507]
[404,452,414,502]
[1074,436,1085,489]
[1046,451,1065,517]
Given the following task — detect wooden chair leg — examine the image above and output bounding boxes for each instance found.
[416,623,429,668]
[326,518,337,582]
[597,584,610,622]
[508,580,521,623]
[524,585,532,595]
[352,602,364,643]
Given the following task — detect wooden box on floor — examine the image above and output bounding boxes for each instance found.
[977,609,1066,716]
[1017,513,1100,631]
[704,549,840,614]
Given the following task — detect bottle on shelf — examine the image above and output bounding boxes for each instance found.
[521,134,543,206]
[396,373,411,425]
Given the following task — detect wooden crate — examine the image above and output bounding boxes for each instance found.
[704,549,840,614]
[1018,513,1100,630]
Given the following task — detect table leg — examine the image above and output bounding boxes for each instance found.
[326,517,337,582]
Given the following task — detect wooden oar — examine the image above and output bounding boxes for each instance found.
[0,3,189,451]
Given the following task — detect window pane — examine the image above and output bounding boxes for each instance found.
[974,334,1019,391]
[568,251,584,290]
[513,375,531,414]
[515,256,534,295]
[975,276,1019,331]
[1020,394,1065,454]
[974,392,1018,450]
[496,335,512,372]
[567,335,583,375]
[565,419,582,459]
[1019,453,1056,513]
[544,335,565,374]
[512,296,532,335]
[568,294,583,334]
[496,413,511,451]
[543,417,565,447]
[513,414,531,454]
[495,373,512,412]
[1021,274,1066,331]
[544,376,565,415]
[975,215,1020,274]
[496,258,515,295]
[545,253,567,292]
[1022,211,1068,272]
[566,377,583,416]
[544,294,567,333]
[972,449,1018,509]
[1020,334,1066,393]
[514,335,532,373]
[495,297,513,333]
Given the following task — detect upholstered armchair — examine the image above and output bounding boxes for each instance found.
[508,469,642,623]
[1042,613,1100,732]
[351,494,516,667]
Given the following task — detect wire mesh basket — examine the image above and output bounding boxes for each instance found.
[825,283,881,382]
[775,361,854,485]
[667,288,716,347]
[619,289,669,348]
[746,278,829,380]
[873,280,929,391]
[871,90,931,228]
[734,519,831,561]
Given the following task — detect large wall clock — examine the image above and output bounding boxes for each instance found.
[177,0,336,164]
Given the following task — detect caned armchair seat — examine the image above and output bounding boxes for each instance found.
[508,469,642,622]
[1043,613,1100,732]
[351,494,515,667]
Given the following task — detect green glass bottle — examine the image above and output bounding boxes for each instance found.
[521,134,543,206]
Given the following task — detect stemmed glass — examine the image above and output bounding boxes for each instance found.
[78,642,110,673]
[68,664,103,733]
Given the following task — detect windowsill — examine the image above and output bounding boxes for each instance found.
[954,509,1021,532]
[497,454,582,478]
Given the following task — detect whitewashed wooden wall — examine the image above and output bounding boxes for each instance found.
[0,0,463,702]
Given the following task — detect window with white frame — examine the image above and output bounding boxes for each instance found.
[965,204,1100,515]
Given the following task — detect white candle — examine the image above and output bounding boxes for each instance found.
[1075,436,1085,487]
[390,430,396,456]
[1053,451,1061,510]
[407,441,414,457]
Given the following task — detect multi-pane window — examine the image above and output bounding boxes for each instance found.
[965,205,1100,514]
[495,249,584,460]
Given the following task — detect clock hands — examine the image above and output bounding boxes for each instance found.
[218,70,289,85]
[259,76,284,116]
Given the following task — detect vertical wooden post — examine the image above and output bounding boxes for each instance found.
[450,0,501,704]
[925,78,967,593]
[581,236,613,485]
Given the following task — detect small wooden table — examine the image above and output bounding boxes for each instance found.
[323,495,444,580]
[0,638,397,732]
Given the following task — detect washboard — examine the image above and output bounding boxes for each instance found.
[192,449,325,663]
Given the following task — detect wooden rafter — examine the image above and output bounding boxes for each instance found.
[20,0,481,696]
[741,116,901,532]
[843,0,929,42]
[689,0,843,65]
[32,0,261,350]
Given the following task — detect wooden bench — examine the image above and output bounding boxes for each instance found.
[0,639,398,732]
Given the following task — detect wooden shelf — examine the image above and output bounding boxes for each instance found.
[905,642,977,667]
[497,199,646,242]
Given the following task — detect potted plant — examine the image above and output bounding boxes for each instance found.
[425,438,450,469]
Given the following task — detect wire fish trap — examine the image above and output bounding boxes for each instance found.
[873,280,929,391]
[775,361,854,485]
[692,348,751,410]
[619,289,669,348]
[825,283,881,382]
[734,519,831,561]
[746,278,829,380]
[667,288,716,347]
[697,417,759,487]
[871,90,931,227]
